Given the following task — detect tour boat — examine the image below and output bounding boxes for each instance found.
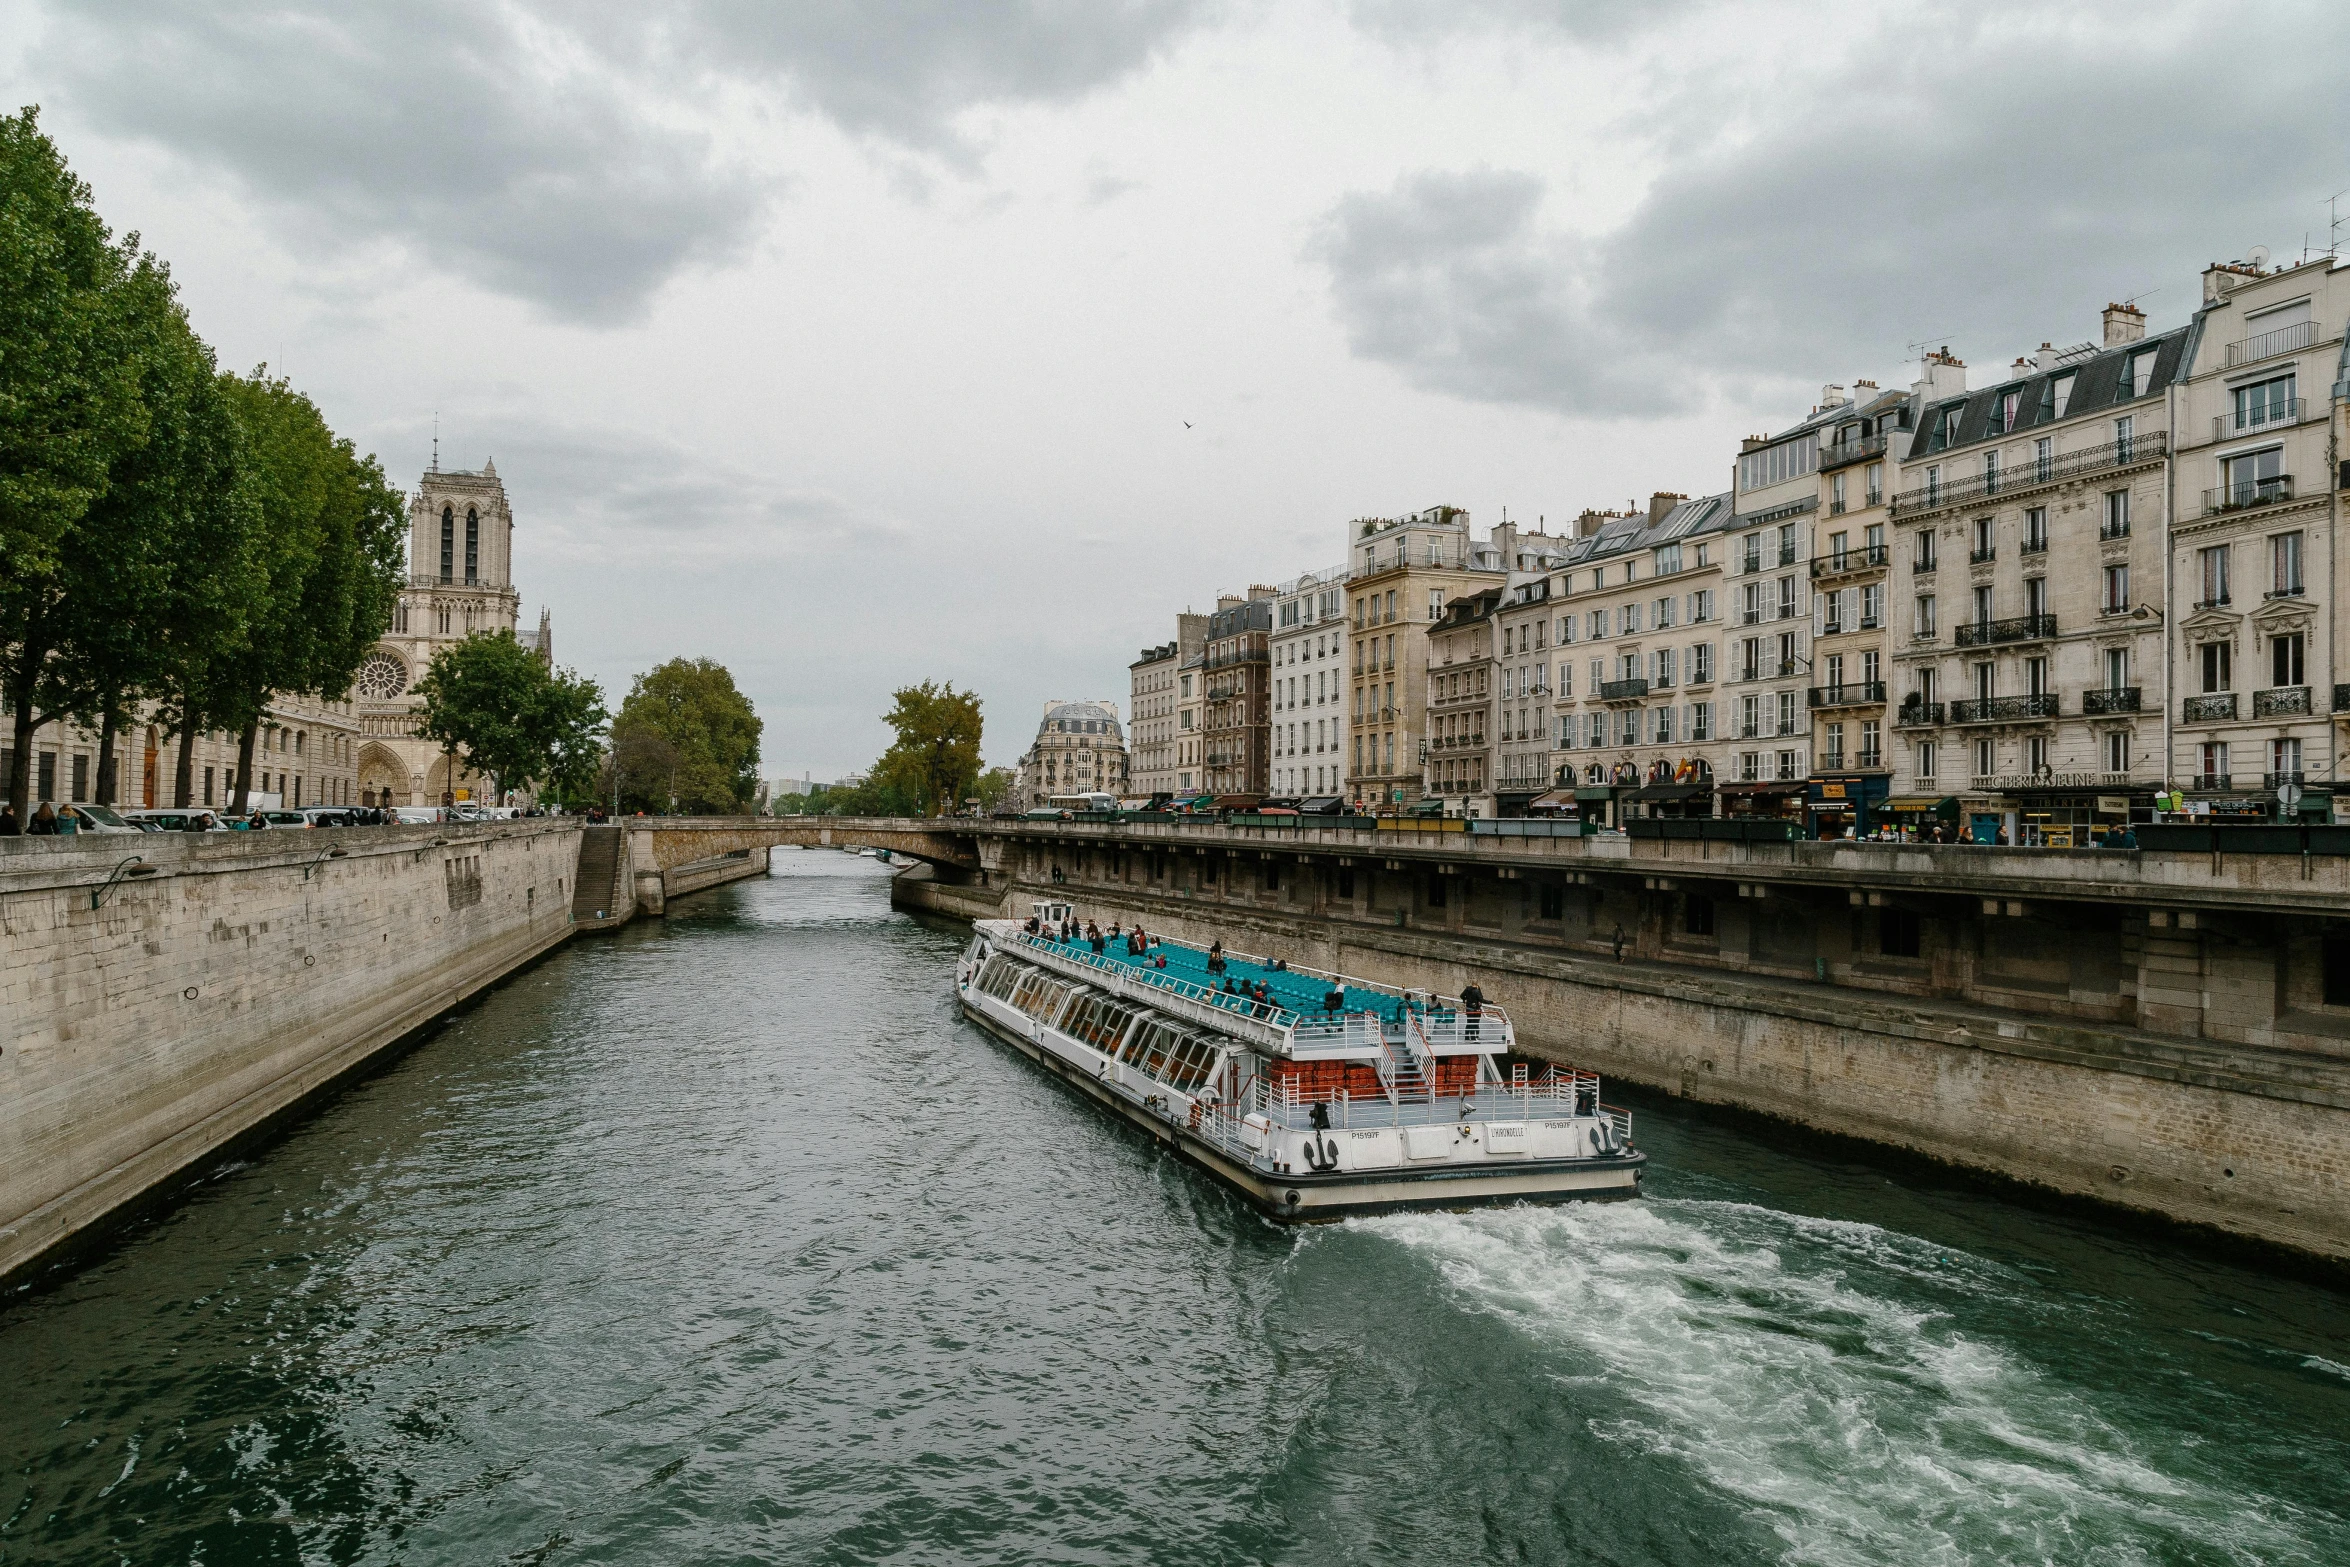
[955,902,1643,1222]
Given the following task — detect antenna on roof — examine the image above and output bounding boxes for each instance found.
[431,411,440,473]
[2122,285,2162,308]
[2327,190,2349,260]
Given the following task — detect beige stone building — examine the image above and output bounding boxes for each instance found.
[1424,586,1502,813]
[1549,495,1737,821]
[1127,611,1204,799]
[2164,255,2349,819]
[1268,568,1347,799]
[1346,506,1502,809]
[1801,384,1907,833]
[1174,653,1205,794]
[1016,699,1128,807]
[351,461,553,807]
[2,694,362,817]
[1887,309,2182,842]
[1202,589,1274,797]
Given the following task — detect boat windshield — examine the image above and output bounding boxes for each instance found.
[976,953,1032,1000]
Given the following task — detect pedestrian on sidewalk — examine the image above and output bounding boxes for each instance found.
[1611,924,1627,962]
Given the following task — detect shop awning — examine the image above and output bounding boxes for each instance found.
[1635,783,1711,802]
[1718,781,1806,797]
[1529,789,1578,810]
[1882,795,1958,813]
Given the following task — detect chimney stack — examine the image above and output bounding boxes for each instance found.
[2101,302,2146,346]
[1648,491,1686,526]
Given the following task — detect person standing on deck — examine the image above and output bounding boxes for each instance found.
[1460,981,1486,1041]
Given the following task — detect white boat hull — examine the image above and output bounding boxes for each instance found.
[958,995,1644,1223]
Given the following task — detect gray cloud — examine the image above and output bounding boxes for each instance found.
[35,0,1213,322]
[1318,2,2350,419]
[1348,0,1708,48]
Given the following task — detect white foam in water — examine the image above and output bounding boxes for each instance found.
[1362,1201,2326,1567]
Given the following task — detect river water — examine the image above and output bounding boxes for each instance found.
[7,853,2350,1566]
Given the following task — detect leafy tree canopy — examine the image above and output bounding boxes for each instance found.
[608,657,761,814]
[870,681,984,817]
[412,631,607,805]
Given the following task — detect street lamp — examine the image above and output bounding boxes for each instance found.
[92,856,158,910]
[303,846,349,880]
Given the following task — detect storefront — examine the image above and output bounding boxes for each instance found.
[1879,795,1961,837]
[1494,788,1543,818]
[1962,774,2155,845]
[1718,781,1807,821]
[1573,785,1628,828]
[1804,773,1890,839]
[1527,788,1580,818]
[1633,782,1714,818]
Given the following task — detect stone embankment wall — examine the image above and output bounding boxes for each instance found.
[890,872,2350,1266]
[1,822,583,1286]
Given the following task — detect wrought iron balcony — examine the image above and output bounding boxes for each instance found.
[1913,556,1937,575]
[2190,773,2232,791]
[1809,543,1889,579]
[1949,694,2059,723]
[1599,678,1651,702]
[1890,433,2168,516]
[2223,318,2315,367]
[2183,693,2237,723]
[2255,685,2312,717]
[2265,770,2305,790]
[1807,681,1887,710]
[1820,432,1889,469]
[2215,398,2302,441]
[2020,537,2048,556]
[1894,700,1945,728]
[1969,546,1996,564]
[2082,687,2141,715]
[2204,476,2293,515]
[1954,614,2058,648]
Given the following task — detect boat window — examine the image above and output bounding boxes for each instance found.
[1156,1037,1222,1093]
[1007,970,1061,1018]
[977,955,1033,1000]
[1124,1019,1183,1077]
[1065,997,1142,1054]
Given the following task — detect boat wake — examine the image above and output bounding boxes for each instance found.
[1360,1200,2337,1567]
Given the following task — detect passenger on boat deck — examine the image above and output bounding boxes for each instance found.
[1153,953,1167,969]
[1461,982,1486,1041]
[1324,987,1345,1013]
[1024,915,1040,935]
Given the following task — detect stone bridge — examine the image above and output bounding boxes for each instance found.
[609,816,985,918]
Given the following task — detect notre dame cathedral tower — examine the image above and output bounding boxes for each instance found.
[351,457,553,806]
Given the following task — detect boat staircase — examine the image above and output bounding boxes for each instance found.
[1381,1023,1431,1105]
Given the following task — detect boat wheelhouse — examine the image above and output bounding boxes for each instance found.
[956,902,1642,1221]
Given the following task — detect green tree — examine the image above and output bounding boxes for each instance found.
[412,631,607,805]
[207,371,405,810]
[0,108,156,815]
[608,657,762,814]
[973,765,1017,814]
[869,681,984,817]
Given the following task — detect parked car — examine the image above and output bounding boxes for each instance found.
[68,803,150,834]
[390,805,449,825]
[299,806,366,827]
[123,809,228,832]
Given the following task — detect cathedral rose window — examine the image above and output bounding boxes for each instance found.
[356,652,409,698]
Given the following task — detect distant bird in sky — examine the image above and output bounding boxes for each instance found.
[1183,420,1192,428]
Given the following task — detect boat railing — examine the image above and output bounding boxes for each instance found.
[1005,930,1299,1036]
[1247,1067,1603,1130]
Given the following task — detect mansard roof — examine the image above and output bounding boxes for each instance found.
[1900,326,2192,462]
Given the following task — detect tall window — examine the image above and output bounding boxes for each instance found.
[2022,507,2047,551]
[1971,516,1995,558]
[2272,531,2304,596]
[1917,739,1936,781]
[1974,737,1993,777]
[2025,578,2048,620]
[1971,584,1993,629]
[2274,737,2304,779]
[2115,413,2135,459]
[2104,731,2127,773]
[1914,528,1936,570]
[1973,661,1994,701]
[2272,631,2306,689]
[1691,642,1712,681]
[1865,462,1883,506]
[438,505,455,580]
[2104,648,2127,691]
[2197,545,2231,607]
[2234,374,2296,431]
[2032,436,2052,482]
[2026,735,2049,773]
[2200,740,2229,784]
[2102,564,2129,614]
[2102,490,2130,538]
[1915,594,1936,637]
[2223,447,2284,506]
[2200,641,2231,694]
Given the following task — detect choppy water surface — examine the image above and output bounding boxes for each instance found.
[6,855,2349,1566]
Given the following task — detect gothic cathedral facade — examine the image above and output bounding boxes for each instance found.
[352,459,552,806]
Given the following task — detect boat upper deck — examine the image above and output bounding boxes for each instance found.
[977,911,1513,1059]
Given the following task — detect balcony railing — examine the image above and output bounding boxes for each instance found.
[2193,595,2232,611]
[1737,660,1801,682]
[2190,773,2233,791]
[2223,318,2316,367]
[1857,749,1883,768]
[408,573,487,588]
[1890,433,2168,516]
[1894,700,1945,728]
[2255,685,2312,717]
[2265,770,2305,790]
[1599,678,1650,702]
[2267,585,2306,602]
[2020,537,2047,556]
[2082,687,2142,715]
[2204,476,2293,515]
[2183,694,2237,723]
[2215,398,2302,441]
[1949,694,2059,723]
[1912,556,1937,575]
[1969,546,1996,564]
[1820,432,1889,470]
[1807,681,1887,709]
[1809,543,1889,579]
[1954,613,2057,648]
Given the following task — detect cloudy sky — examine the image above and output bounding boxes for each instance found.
[5,1,2344,778]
